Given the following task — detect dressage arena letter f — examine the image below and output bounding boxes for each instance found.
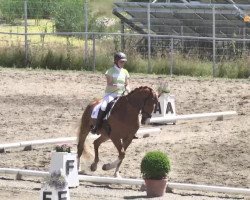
[66,160,74,175]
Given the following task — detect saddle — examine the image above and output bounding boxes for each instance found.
[91,97,119,134]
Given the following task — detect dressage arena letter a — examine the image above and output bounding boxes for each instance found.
[151,94,176,123]
[153,98,174,115]
[154,102,162,114]
[166,102,174,114]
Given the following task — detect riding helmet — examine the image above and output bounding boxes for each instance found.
[114,52,127,62]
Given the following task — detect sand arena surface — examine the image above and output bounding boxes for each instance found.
[0,68,249,199]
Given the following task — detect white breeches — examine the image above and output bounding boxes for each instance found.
[100,94,117,111]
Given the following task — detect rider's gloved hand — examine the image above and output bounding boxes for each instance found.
[113,83,125,89]
[125,86,131,93]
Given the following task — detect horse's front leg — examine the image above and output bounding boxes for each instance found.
[113,136,134,178]
[91,134,108,171]
[113,156,123,178]
[102,139,125,178]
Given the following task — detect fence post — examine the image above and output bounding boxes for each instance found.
[147,3,151,73]
[121,21,125,51]
[24,0,28,66]
[243,27,246,52]
[212,5,216,77]
[84,0,88,68]
[92,34,96,71]
[170,38,174,77]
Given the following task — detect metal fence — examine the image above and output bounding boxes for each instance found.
[0,0,250,76]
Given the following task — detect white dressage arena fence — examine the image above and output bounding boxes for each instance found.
[0,168,249,196]
[150,93,237,124]
[148,111,237,124]
[0,127,161,152]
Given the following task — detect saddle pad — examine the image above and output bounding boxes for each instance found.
[91,97,119,119]
[91,102,102,119]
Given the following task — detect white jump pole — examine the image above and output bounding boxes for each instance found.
[0,137,76,150]
[0,127,161,150]
[148,111,237,124]
[0,168,249,195]
[0,168,48,177]
[78,174,143,185]
[168,182,250,195]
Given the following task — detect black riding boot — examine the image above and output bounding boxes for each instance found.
[91,109,106,134]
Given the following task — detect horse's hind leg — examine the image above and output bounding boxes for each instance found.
[77,134,87,170]
[77,122,91,170]
[90,134,109,171]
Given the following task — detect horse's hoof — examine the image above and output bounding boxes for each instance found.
[90,163,97,171]
[114,173,121,178]
[102,164,109,171]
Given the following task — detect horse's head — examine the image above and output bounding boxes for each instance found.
[140,87,158,125]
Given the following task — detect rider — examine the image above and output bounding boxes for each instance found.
[91,52,131,134]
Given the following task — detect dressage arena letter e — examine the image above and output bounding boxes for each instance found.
[42,191,68,200]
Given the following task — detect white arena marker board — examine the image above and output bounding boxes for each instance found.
[152,93,176,124]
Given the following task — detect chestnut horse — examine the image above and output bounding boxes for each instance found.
[77,86,158,177]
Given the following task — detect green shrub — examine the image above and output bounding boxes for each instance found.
[0,47,25,67]
[218,58,250,79]
[55,144,71,153]
[0,0,56,23]
[141,151,171,180]
[52,0,103,33]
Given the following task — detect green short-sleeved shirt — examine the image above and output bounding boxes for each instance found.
[105,66,130,96]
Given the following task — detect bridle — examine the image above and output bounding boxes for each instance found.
[141,92,158,120]
[125,88,158,119]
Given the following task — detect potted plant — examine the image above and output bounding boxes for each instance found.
[157,82,170,95]
[55,143,72,153]
[40,170,70,200]
[141,150,171,197]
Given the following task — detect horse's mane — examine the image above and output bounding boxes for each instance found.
[126,86,154,97]
[112,86,154,112]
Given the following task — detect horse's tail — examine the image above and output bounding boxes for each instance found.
[77,100,99,160]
